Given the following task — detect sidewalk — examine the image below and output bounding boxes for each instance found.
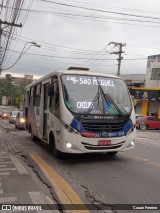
[0,127,59,212]
[136,130,160,140]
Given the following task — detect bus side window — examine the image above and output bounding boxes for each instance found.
[34,84,41,107]
[30,87,34,106]
[49,82,59,114]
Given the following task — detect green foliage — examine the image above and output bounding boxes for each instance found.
[0,74,28,106]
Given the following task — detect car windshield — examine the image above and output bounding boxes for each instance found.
[61,74,132,115]
[4,111,10,114]
[3,108,10,112]
[12,111,18,116]
[19,111,23,116]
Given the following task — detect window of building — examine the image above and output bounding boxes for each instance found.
[151,68,160,80]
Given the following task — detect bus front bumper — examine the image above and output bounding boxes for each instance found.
[58,129,136,154]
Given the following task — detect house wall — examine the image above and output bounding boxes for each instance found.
[145,55,160,87]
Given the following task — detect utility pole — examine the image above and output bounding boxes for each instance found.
[109,42,126,76]
[0,20,22,74]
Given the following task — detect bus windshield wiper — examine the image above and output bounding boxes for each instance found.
[96,77,124,116]
[85,77,124,116]
[105,93,124,116]
[85,87,101,115]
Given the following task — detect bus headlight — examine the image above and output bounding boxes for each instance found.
[66,143,72,148]
[62,122,80,135]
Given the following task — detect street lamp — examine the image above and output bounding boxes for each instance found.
[2,41,41,71]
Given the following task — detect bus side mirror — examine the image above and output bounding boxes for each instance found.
[48,84,54,96]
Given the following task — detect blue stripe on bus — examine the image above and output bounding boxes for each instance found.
[123,119,134,135]
[70,118,86,132]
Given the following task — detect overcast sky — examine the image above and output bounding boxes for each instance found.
[2,0,160,78]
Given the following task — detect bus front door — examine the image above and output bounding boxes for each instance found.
[43,84,49,139]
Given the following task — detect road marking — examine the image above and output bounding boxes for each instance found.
[0,168,16,171]
[0,172,9,176]
[122,152,160,168]
[29,191,56,213]
[30,152,90,213]
[0,196,17,203]
[0,162,13,164]
[10,155,28,174]
[0,165,7,168]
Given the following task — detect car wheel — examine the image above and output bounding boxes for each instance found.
[18,123,21,130]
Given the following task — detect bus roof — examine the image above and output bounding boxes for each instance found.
[25,69,120,89]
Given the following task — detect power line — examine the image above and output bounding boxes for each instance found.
[5,0,33,66]
[4,5,160,27]
[38,0,160,21]
[0,0,24,73]
[6,48,147,61]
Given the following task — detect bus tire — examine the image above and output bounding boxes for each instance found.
[107,151,118,156]
[31,132,36,141]
[49,132,61,158]
[30,126,36,141]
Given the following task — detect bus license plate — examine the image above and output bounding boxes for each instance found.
[98,140,111,146]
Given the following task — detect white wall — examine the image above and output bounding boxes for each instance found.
[145,55,160,87]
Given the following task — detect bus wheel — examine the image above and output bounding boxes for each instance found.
[49,133,61,158]
[107,151,118,156]
[31,129,36,141]
[31,132,36,141]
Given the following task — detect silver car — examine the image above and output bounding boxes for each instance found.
[9,111,19,124]
[15,111,25,129]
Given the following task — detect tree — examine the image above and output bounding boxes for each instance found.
[0,74,27,106]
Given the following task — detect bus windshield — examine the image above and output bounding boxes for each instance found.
[61,74,132,115]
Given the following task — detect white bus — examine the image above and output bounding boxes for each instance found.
[24,67,136,157]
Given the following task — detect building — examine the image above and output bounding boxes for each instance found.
[129,54,160,118]
[121,74,145,88]
[11,74,34,86]
[145,54,160,87]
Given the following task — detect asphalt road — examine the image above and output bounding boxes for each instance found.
[0,118,160,213]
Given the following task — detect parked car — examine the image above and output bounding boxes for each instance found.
[15,111,25,129]
[9,111,19,123]
[1,110,10,119]
[0,106,11,118]
[135,114,145,129]
[140,116,160,129]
